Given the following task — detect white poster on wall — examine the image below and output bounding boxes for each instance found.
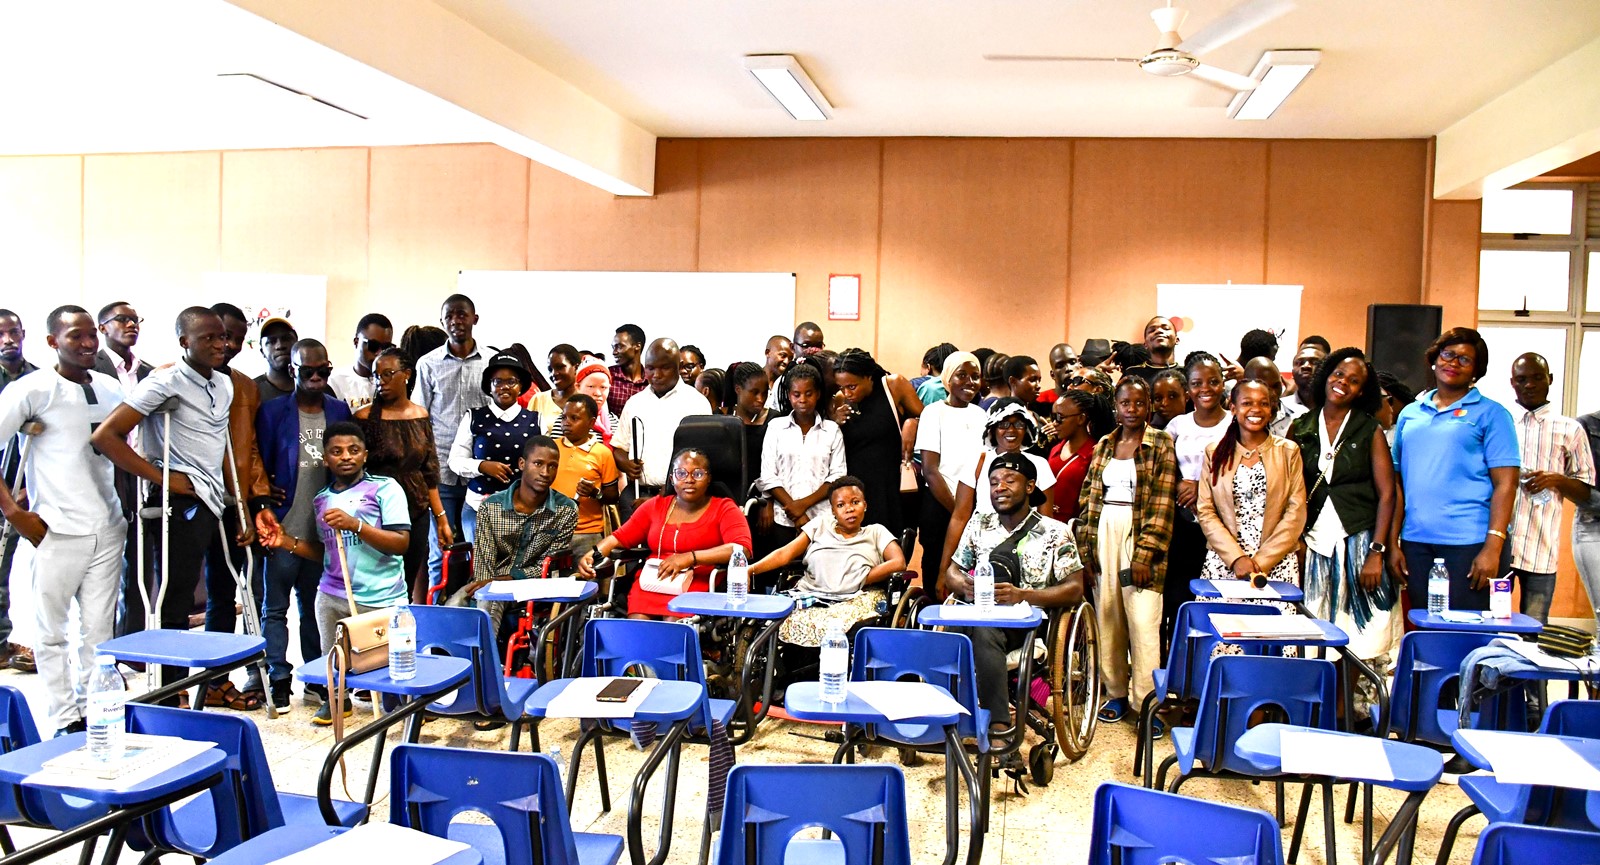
[1156,283,1303,371]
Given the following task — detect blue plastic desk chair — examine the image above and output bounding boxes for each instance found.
[1469,823,1600,865]
[0,685,108,851]
[124,703,366,860]
[1136,601,1278,787]
[1089,781,1284,865]
[716,764,911,865]
[1386,630,1497,746]
[411,605,542,751]
[389,744,623,865]
[850,627,988,753]
[580,618,727,734]
[1436,700,1600,865]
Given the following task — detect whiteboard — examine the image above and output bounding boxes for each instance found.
[455,271,797,372]
[1156,284,1303,371]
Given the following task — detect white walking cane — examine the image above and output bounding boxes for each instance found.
[136,396,179,692]
[630,416,644,502]
[222,431,278,719]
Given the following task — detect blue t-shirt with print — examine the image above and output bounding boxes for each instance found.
[315,474,411,608]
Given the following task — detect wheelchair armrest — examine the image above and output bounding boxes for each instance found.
[607,546,651,564]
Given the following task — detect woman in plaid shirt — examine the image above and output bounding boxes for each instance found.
[1076,376,1178,726]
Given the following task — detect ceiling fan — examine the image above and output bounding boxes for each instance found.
[984,0,1296,92]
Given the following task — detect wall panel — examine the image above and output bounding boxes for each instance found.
[84,152,221,306]
[0,156,83,307]
[528,138,699,273]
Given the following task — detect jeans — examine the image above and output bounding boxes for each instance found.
[142,493,218,689]
[461,500,479,545]
[1572,519,1600,619]
[263,549,323,683]
[425,484,466,594]
[1402,539,1511,613]
[0,528,15,645]
[1515,570,1557,624]
[203,508,260,634]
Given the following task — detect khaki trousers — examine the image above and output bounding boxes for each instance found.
[1094,503,1163,708]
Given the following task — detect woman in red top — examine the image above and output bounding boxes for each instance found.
[1049,389,1112,522]
[577,448,753,619]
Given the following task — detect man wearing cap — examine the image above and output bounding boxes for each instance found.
[941,453,1084,730]
[252,337,351,709]
[447,351,540,544]
[254,317,297,404]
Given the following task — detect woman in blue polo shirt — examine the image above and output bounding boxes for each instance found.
[1388,327,1520,612]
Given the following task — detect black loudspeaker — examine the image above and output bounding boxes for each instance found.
[1367,304,1443,393]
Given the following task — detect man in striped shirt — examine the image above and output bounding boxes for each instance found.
[1508,352,1595,623]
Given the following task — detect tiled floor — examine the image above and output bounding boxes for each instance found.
[0,660,1506,865]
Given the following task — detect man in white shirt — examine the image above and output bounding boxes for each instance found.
[613,338,711,513]
[0,305,125,735]
[761,335,794,412]
[328,313,392,412]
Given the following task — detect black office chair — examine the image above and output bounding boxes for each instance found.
[672,414,750,501]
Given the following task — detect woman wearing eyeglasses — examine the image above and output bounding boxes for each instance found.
[1388,327,1520,613]
[577,448,754,620]
[355,347,451,603]
[446,352,540,546]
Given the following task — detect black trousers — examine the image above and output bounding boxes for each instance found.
[142,493,219,689]
[919,494,953,596]
[1161,512,1205,655]
[955,625,1032,726]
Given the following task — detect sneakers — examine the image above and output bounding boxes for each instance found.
[8,646,35,674]
[304,683,328,706]
[270,681,292,711]
[311,699,354,727]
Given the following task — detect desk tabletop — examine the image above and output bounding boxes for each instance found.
[917,603,1043,629]
[526,678,705,723]
[668,592,794,619]
[475,580,599,604]
[783,681,964,726]
[1451,728,1600,778]
[1212,614,1350,648]
[209,824,483,865]
[1189,579,1305,602]
[1407,609,1543,635]
[0,733,226,805]
[1236,723,1442,791]
[294,654,472,697]
[98,631,264,667]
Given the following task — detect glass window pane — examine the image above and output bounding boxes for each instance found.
[1481,187,1574,235]
[1587,251,1600,313]
[1478,249,1571,312]
[1579,331,1600,415]
[1476,325,1566,413]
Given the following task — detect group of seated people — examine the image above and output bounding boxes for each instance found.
[4,292,1586,758]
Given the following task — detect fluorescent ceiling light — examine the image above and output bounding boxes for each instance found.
[1227,50,1320,121]
[743,55,831,121]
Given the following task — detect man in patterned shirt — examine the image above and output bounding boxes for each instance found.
[944,453,1085,729]
[1508,353,1595,623]
[457,435,577,636]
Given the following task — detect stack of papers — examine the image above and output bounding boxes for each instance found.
[1209,580,1283,600]
[543,676,658,719]
[276,822,472,865]
[948,602,1035,621]
[1209,613,1325,640]
[846,681,969,722]
[477,578,588,602]
[1438,610,1484,624]
[1495,638,1600,673]
[1279,729,1395,781]
[1456,730,1600,791]
[27,734,214,791]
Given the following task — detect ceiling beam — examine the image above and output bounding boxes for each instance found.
[225,0,656,196]
[1434,33,1600,200]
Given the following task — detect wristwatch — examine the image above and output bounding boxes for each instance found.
[1368,541,1387,555]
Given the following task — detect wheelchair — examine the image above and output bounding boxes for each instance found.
[427,541,589,684]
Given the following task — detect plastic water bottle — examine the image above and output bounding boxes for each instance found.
[389,605,417,680]
[86,655,126,762]
[727,546,749,607]
[1427,558,1450,615]
[819,623,849,704]
[550,745,563,785]
[973,554,996,610]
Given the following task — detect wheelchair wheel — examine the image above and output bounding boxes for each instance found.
[537,602,564,682]
[888,586,931,630]
[1050,602,1100,761]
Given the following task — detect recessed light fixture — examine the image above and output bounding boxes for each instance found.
[1226,49,1320,120]
[743,55,832,121]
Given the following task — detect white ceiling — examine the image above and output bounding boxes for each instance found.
[433,0,1600,139]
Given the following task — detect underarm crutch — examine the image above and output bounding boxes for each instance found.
[135,396,179,692]
[222,430,278,719]
[0,419,43,551]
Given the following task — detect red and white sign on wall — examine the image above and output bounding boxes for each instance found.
[828,273,861,321]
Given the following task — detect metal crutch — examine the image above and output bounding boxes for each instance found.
[0,419,44,551]
[221,431,278,719]
[135,396,178,692]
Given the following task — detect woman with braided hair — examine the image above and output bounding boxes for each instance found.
[830,348,923,538]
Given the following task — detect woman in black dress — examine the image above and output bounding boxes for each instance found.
[830,349,924,540]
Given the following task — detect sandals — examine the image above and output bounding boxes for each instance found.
[1098,698,1128,724]
[1148,716,1167,739]
[204,681,264,711]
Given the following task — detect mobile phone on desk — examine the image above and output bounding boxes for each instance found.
[596,678,643,703]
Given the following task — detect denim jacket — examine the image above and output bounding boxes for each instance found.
[1580,412,1600,524]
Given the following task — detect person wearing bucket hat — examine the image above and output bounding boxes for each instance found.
[942,449,1085,728]
[935,398,1056,585]
[447,351,541,544]
[1078,338,1113,368]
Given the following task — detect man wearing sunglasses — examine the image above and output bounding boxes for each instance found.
[253,338,352,710]
[329,313,393,413]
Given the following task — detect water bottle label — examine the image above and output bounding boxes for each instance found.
[819,647,847,675]
[391,629,415,653]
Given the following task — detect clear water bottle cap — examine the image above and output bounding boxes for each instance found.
[1433,558,1446,564]
[95,654,116,666]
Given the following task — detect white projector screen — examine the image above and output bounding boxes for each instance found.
[1156,283,1303,371]
[455,271,798,374]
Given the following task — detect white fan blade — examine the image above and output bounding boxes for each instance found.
[1177,0,1295,57]
[983,55,1139,63]
[1188,63,1259,91]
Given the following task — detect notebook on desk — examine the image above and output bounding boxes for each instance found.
[1209,613,1324,640]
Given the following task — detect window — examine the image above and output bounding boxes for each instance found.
[1478,183,1600,416]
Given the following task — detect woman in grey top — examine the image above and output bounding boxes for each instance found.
[750,476,906,647]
